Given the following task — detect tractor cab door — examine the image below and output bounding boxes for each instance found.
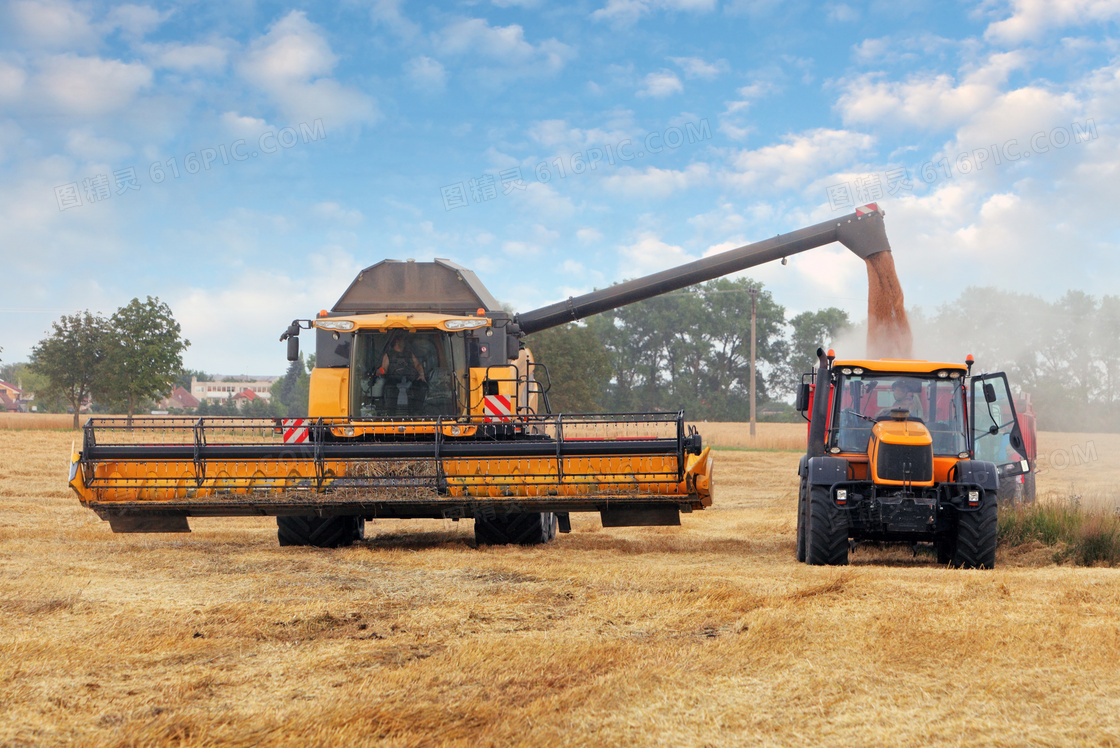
[969,372,1030,481]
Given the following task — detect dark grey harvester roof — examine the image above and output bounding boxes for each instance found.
[331,258,503,315]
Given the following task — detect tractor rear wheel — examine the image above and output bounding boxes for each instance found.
[277,515,364,548]
[951,496,997,569]
[474,512,558,546]
[796,477,808,563]
[806,485,848,566]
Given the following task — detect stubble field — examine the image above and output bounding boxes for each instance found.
[2,424,1119,746]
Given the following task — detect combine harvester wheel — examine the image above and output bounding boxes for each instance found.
[277,515,364,548]
[474,512,558,546]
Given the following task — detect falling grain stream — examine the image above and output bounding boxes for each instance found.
[865,251,913,359]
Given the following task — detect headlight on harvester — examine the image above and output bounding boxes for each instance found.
[444,318,489,330]
[835,489,848,505]
[968,490,980,506]
[316,319,356,331]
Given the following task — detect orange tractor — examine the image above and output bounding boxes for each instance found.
[795,351,1031,568]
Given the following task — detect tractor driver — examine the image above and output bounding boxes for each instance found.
[877,379,923,420]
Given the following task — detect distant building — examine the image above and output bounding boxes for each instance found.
[159,386,201,411]
[190,376,277,403]
[0,380,29,412]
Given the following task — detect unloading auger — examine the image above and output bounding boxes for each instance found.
[69,204,892,547]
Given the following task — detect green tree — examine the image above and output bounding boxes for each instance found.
[29,311,109,428]
[525,323,613,412]
[95,297,190,418]
[174,368,211,391]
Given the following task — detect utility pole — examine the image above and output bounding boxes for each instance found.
[749,287,757,437]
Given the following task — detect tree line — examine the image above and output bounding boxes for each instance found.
[906,288,1120,433]
[527,277,849,421]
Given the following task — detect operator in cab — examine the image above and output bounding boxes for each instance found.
[877,379,923,420]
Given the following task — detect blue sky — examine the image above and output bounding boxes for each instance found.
[1,0,1118,374]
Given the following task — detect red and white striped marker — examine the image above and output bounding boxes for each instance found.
[855,203,879,216]
[482,395,513,423]
[281,418,309,444]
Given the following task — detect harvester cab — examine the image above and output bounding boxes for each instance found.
[280,259,546,430]
[795,350,1029,568]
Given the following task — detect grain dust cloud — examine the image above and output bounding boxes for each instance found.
[865,251,912,359]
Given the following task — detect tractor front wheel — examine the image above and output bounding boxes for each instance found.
[475,512,558,546]
[951,497,997,569]
[806,485,848,566]
[277,515,364,548]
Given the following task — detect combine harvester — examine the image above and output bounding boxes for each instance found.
[71,205,895,548]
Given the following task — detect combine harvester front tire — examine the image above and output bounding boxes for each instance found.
[277,515,364,548]
[474,512,558,546]
[806,486,848,566]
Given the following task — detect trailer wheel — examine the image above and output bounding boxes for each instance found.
[795,477,808,563]
[277,515,364,548]
[951,496,997,569]
[474,512,558,546]
[806,485,848,566]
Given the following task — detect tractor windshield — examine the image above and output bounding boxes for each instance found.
[830,373,967,456]
[350,331,467,418]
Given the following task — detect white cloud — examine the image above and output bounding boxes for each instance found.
[35,55,153,116]
[435,18,574,74]
[639,70,683,97]
[724,128,875,191]
[828,3,857,22]
[106,4,170,39]
[985,0,1120,44]
[591,0,717,26]
[0,119,22,163]
[502,240,543,258]
[370,0,420,40]
[240,11,377,127]
[517,181,577,220]
[720,81,779,139]
[670,56,728,79]
[561,258,586,273]
[576,227,603,243]
[527,118,634,151]
[404,55,446,91]
[64,130,132,162]
[837,51,1028,130]
[617,233,696,276]
[7,0,96,49]
[602,163,711,198]
[171,249,364,374]
[220,111,271,137]
[312,201,363,227]
[0,61,27,102]
[144,42,230,73]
